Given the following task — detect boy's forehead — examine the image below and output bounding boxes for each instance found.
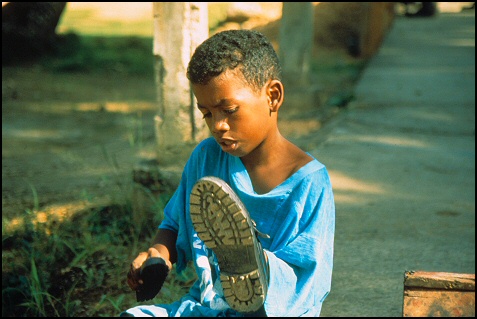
[192,71,263,107]
[198,69,250,90]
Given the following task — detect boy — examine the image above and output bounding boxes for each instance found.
[122,29,335,317]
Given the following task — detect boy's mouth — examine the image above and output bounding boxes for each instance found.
[218,138,238,151]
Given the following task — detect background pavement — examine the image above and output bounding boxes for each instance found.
[314,8,475,317]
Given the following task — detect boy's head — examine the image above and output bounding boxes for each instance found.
[187,29,281,93]
[188,29,285,159]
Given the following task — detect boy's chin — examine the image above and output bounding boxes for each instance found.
[218,142,247,157]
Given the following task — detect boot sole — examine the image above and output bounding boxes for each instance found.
[190,176,267,313]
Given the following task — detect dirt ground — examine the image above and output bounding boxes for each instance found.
[2,65,158,220]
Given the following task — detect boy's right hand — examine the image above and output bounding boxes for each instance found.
[127,247,172,300]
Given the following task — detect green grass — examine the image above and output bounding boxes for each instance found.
[40,33,154,76]
[2,176,179,316]
[40,3,155,76]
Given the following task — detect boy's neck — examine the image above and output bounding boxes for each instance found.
[240,131,285,168]
[240,134,313,194]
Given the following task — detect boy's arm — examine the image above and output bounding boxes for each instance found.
[151,228,178,265]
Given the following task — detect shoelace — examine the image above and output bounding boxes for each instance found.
[251,219,270,239]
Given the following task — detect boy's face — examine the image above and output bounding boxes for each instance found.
[192,69,277,158]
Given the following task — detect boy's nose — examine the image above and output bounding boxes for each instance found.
[212,118,230,133]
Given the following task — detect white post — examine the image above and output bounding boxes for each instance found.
[278,2,318,115]
[279,2,314,89]
[152,2,209,165]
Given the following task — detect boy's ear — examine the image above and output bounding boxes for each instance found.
[267,80,284,113]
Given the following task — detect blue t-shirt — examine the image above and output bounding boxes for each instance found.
[124,137,335,317]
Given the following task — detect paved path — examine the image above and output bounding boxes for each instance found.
[315,9,475,317]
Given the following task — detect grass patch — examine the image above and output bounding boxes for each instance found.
[40,33,154,76]
[1,185,184,316]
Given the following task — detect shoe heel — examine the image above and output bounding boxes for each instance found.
[220,270,266,313]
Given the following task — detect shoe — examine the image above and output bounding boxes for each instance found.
[135,257,171,302]
[190,176,269,314]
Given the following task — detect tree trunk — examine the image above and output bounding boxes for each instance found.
[2,2,67,64]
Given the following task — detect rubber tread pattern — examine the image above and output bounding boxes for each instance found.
[190,176,268,313]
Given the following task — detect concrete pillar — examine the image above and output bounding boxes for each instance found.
[152,2,209,165]
[279,2,314,90]
[278,2,319,116]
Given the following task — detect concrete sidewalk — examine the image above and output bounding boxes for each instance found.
[314,9,475,317]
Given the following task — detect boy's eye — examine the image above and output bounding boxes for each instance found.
[200,107,238,119]
[223,107,238,115]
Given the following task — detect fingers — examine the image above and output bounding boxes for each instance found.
[133,251,149,269]
[147,247,161,258]
[127,252,148,291]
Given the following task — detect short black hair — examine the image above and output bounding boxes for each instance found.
[187,29,281,92]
